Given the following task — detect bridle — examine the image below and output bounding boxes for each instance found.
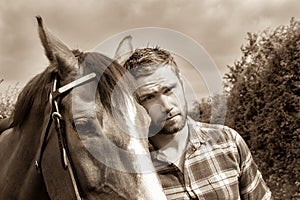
[35,72,96,200]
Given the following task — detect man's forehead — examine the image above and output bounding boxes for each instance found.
[134,65,179,95]
[136,65,177,82]
[135,82,160,96]
[136,79,177,98]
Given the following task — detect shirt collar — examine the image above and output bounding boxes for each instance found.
[187,116,207,148]
[149,117,208,164]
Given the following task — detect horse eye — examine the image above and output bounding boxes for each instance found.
[73,118,93,132]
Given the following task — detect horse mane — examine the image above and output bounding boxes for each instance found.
[13,65,56,128]
[80,52,134,112]
[12,51,133,128]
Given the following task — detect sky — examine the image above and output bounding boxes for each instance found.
[1,0,300,104]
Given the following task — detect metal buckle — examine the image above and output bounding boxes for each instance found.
[52,111,62,128]
[52,112,62,120]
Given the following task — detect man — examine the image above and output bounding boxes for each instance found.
[123,47,272,199]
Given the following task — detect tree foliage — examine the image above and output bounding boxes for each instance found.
[0,82,19,119]
[224,18,300,199]
[189,94,227,125]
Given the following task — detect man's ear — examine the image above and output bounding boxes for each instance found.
[114,35,133,66]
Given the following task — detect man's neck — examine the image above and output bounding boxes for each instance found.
[149,123,189,167]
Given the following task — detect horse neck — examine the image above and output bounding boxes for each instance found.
[15,101,52,158]
[0,103,52,199]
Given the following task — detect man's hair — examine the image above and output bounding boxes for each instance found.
[123,47,180,78]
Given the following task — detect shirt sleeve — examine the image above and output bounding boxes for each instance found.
[229,128,272,200]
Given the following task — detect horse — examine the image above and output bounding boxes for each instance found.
[0,16,166,200]
[0,117,13,133]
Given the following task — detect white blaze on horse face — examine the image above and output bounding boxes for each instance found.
[139,172,167,200]
[128,137,147,154]
[117,92,167,200]
[121,92,167,200]
[124,95,148,154]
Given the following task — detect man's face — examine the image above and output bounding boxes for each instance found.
[135,65,188,136]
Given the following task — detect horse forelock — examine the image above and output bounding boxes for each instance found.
[80,52,135,115]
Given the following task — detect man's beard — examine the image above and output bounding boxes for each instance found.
[148,113,187,137]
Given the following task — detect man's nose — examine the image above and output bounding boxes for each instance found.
[158,95,173,113]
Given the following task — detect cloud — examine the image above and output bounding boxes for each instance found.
[0,0,300,98]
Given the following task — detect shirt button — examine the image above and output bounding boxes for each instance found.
[187,146,196,154]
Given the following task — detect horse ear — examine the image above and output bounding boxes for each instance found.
[36,16,79,71]
[114,35,133,66]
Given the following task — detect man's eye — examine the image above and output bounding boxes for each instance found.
[163,87,173,95]
[141,95,155,102]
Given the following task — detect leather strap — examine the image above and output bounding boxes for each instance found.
[35,72,96,200]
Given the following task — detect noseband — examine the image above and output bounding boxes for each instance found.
[35,72,96,200]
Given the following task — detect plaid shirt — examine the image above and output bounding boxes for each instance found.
[151,118,272,200]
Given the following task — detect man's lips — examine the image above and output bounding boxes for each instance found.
[154,113,180,125]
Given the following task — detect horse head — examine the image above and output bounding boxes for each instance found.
[0,16,166,200]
